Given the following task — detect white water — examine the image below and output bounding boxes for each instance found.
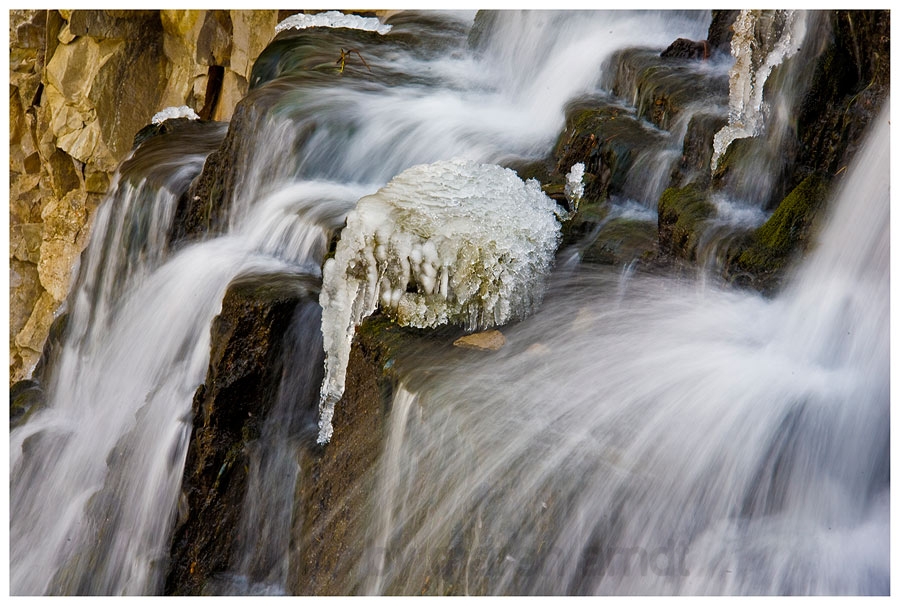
[10,9,885,597]
[362,107,889,595]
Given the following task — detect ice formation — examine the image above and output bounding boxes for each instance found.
[710,10,802,171]
[317,159,563,443]
[151,106,200,124]
[275,10,392,35]
[565,162,585,211]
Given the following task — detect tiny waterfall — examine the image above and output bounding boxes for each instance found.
[9,9,887,597]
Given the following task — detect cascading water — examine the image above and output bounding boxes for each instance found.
[9,9,887,597]
[359,106,889,595]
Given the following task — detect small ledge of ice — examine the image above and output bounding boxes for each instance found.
[151,106,200,125]
[276,11,392,35]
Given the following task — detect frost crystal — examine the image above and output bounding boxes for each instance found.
[151,106,200,124]
[565,162,585,211]
[317,159,563,443]
[710,10,801,171]
[275,10,392,35]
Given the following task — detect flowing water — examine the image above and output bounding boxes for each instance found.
[8,10,888,596]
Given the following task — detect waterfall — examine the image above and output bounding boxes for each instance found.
[9,9,886,596]
[362,106,889,595]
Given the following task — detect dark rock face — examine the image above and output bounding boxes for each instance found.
[795,10,890,179]
[660,38,710,60]
[707,10,740,53]
[290,329,390,595]
[171,100,260,243]
[165,274,310,595]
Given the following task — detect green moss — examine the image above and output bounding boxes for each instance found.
[657,183,715,260]
[732,174,829,289]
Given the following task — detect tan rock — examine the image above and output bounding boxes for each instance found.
[10,223,43,264]
[39,190,88,301]
[229,10,278,78]
[213,69,247,121]
[57,23,76,44]
[10,260,43,339]
[453,329,507,351]
[45,36,121,103]
[15,291,58,356]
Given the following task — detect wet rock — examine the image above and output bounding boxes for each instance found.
[724,174,830,294]
[554,100,666,206]
[657,183,715,262]
[10,379,45,429]
[290,330,389,595]
[453,330,506,351]
[672,112,728,189]
[165,274,307,595]
[603,47,728,131]
[660,38,710,60]
[795,10,890,179]
[707,10,741,54]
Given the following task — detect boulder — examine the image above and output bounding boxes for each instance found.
[660,38,710,60]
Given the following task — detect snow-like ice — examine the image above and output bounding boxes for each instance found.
[565,162,585,211]
[275,10,392,35]
[151,106,200,124]
[317,159,563,443]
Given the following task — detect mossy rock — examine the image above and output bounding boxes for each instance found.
[581,217,658,266]
[603,47,728,131]
[725,173,830,294]
[553,99,666,205]
[657,183,715,261]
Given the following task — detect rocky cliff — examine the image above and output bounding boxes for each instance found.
[9,9,280,383]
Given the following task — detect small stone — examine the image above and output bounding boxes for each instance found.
[453,329,506,351]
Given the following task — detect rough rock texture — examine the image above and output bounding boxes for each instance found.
[165,275,305,595]
[9,9,279,384]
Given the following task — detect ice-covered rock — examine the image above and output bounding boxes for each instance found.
[317,159,563,443]
[275,10,392,35]
[151,106,200,124]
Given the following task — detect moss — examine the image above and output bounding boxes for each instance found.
[657,183,715,260]
[727,174,830,293]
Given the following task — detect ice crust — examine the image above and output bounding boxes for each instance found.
[317,159,563,443]
[151,106,200,124]
[565,162,585,211]
[710,10,800,171]
[275,10,392,35]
